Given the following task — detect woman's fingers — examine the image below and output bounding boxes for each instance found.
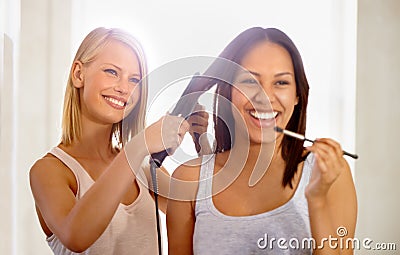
[315,138,343,158]
[144,115,190,154]
[305,138,345,193]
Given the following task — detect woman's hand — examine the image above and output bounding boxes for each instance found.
[144,114,190,155]
[187,103,212,155]
[305,138,349,204]
[304,138,357,255]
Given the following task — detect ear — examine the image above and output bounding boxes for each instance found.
[71,61,84,88]
[295,95,299,106]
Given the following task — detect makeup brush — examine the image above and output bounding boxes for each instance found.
[274,126,358,159]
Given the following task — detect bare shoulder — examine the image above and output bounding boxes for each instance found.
[169,157,206,202]
[30,153,68,178]
[171,157,203,182]
[30,153,77,192]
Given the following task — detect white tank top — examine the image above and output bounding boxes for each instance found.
[46,147,158,255]
[193,153,314,255]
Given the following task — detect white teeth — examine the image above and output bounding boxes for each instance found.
[104,96,125,107]
[249,110,278,120]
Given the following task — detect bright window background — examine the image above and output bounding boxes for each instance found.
[70,0,357,252]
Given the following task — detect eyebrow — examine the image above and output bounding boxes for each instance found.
[104,63,141,77]
[274,72,294,77]
[245,70,294,78]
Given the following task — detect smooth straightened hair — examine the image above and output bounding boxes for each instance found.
[202,27,309,188]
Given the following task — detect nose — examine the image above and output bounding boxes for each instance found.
[114,79,129,95]
[253,85,275,105]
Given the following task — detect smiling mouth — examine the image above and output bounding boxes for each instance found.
[103,96,127,107]
[249,110,278,120]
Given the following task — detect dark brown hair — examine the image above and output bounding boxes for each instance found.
[204,27,310,188]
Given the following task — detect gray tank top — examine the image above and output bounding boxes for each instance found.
[193,154,314,255]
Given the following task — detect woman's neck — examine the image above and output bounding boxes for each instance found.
[63,118,115,160]
[231,131,282,164]
[217,133,284,185]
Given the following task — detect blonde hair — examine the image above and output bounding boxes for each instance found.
[61,27,148,150]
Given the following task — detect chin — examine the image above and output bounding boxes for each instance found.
[248,134,276,145]
[105,115,125,125]
[249,127,276,143]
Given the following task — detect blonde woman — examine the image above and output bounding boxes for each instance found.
[29,27,200,254]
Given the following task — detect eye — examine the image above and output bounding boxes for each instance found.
[275,80,290,86]
[240,78,259,85]
[129,77,140,84]
[104,69,118,76]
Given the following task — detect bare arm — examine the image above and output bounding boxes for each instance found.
[30,134,148,252]
[305,138,358,255]
[30,115,189,252]
[167,160,201,255]
[143,162,171,214]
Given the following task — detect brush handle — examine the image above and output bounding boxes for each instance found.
[304,138,315,143]
[275,126,359,160]
[311,139,358,159]
[342,150,359,159]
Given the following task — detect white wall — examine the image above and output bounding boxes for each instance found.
[355,0,400,253]
[15,0,72,254]
[1,0,20,254]
[0,0,72,254]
